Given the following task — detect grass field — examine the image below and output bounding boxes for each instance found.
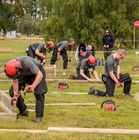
[0,39,139,140]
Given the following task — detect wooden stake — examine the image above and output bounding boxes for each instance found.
[52,92,87,94]
[48,127,139,135]
[0,79,139,84]
[0,127,139,135]
[0,91,17,121]
[26,103,96,106]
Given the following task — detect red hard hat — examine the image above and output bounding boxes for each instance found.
[87,55,96,66]
[47,41,54,49]
[5,59,21,76]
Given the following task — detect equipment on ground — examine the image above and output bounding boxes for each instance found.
[101,100,116,111]
[58,83,69,90]
[132,66,139,71]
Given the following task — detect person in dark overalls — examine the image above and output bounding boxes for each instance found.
[76,55,100,81]
[88,49,132,97]
[50,38,74,69]
[4,56,48,123]
[26,41,54,65]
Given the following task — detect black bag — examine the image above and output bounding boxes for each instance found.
[96,58,104,66]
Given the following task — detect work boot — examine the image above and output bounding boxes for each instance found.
[68,75,78,80]
[18,109,28,117]
[124,93,134,97]
[33,117,42,123]
[88,87,96,95]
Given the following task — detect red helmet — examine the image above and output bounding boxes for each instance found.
[5,59,21,79]
[87,55,96,66]
[46,41,54,49]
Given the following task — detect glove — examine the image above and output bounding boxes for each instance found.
[28,85,35,93]
[41,55,47,59]
[57,56,60,60]
[116,82,122,88]
[116,74,120,80]
[10,95,18,105]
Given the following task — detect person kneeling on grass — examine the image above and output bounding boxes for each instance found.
[76,55,101,82]
[88,49,132,97]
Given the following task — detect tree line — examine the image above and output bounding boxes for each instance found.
[1,0,139,50]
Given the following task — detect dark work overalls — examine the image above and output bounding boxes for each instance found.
[76,60,94,80]
[50,44,69,69]
[97,73,132,97]
[26,43,46,59]
[26,45,36,58]
[9,59,47,118]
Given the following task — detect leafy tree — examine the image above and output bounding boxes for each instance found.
[0,0,24,33]
[21,0,38,19]
[37,0,139,50]
[16,14,40,35]
[1,0,139,50]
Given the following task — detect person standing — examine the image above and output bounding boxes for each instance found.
[102,29,115,60]
[26,41,54,65]
[88,49,132,97]
[50,38,74,69]
[4,56,48,123]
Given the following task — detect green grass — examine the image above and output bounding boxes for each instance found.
[0,39,139,140]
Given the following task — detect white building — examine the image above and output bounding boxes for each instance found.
[6,31,16,38]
